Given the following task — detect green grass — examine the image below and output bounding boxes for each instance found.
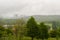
[1,35,60,40]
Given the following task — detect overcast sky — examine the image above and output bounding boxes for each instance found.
[0,0,60,18]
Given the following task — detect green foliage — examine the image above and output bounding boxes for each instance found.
[37,22,49,40]
[13,18,26,40]
[0,26,5,37]
[0,26,13,39]
[49,30,57,38]
[1,16,60,40]
[6,29,13,35]
[26,16,39,40]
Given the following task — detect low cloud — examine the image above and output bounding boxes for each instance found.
[0,0,60,18]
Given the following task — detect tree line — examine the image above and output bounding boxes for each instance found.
[0,16,60,40]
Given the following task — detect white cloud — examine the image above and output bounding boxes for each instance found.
[0,0,60,18]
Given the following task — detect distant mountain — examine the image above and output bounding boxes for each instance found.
[0,15,60,25]
[32,15,60,22]
[21,15,60,22]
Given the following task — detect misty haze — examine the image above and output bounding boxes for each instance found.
[0,0,60,40]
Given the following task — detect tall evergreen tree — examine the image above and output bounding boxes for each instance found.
[26,16,39,40]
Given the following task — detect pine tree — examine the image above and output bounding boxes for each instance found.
[26,16,39,40]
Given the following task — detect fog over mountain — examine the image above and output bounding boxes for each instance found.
[33,15,60,22]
